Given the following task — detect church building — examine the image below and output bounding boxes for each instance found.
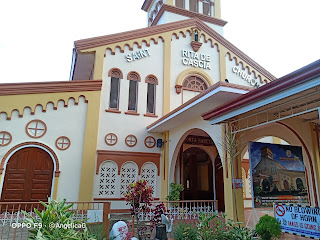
[0,0,319,222]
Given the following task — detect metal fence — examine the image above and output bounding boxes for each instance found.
[0,201,110,240]
[138,200,218,221]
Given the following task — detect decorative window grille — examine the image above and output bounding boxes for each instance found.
[182,76,208,92]
[98,161,117,197]
[120,162,138,196]
[141,163,157,195]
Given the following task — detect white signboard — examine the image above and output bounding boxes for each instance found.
[275,203,320,238]
[86,210,103,223]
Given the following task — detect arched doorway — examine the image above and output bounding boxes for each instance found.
[173,129,225,211]
[1,147,54,202]
[183,147,213,200]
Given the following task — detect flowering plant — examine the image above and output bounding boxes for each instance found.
[151,203,166,228]
[118,222,133,240]
[124,179,154,222]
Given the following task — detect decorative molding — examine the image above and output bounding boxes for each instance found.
[0,96,89,121]
[96,150,161,175]
[0,131,12,147]
[144,113,158,118]
[105,109,121,114]
[125,135,137,147]
[25,120,47,139]
[75,18,275,83]
[127,71,141,82]
[190,41,203,52]
[0,80,102,96]
[105,133,118,146]
[0,142,60,176]
[145,74,159,85]
[144,136,156,148]
[175,85,183,94]
[108,68,123,79]
[125,111,140,116]
[55,136,71,151]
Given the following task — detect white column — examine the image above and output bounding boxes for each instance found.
[185,0,190,10]
[198,0,203,14]
[172,0,176,6]
[211,2,214,16]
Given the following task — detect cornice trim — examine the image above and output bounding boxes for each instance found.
[0,80,102,96]
[74,18,275,80]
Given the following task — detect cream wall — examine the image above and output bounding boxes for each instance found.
[0,97,88,202]
[170,33,220,110]
[98,40,164,152]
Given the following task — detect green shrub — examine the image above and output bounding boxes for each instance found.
[255,215,281,240]
[166,183,184,201]
[23,199,96,240]
[173,222,197,240]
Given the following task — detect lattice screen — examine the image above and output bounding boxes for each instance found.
[98,161,117,197]
[141,163,156,196]
[120,162,138,196]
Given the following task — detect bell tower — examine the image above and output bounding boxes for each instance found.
[142,0,226,35]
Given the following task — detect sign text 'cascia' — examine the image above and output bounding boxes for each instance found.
[126,48,151,62]
[182,50,211,70]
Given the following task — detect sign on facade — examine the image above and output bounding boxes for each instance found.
[248,142,308,208]
[184,135,214,146]
[275,203,320,238]
[126,48,151,62]
[232,66,261,87]
[182,50,211,69]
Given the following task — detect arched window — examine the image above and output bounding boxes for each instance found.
[145,75,158,114]
[127,72,141,112]
[182,75,208,92]
[98,161,118,197]
[189,0,198,12]
[175,0,184,8]
[108,68,123,110]
[141,163,157,196]
[120,162,138,196]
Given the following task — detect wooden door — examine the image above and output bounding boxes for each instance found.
[1,147,54,202]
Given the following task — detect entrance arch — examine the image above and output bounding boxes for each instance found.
[1,147,54,202]
[171,128,225,211]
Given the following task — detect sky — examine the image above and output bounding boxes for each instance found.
[1,0,319,84]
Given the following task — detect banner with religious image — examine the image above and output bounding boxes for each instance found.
[248,142,309,208]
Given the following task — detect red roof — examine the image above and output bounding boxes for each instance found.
[202,59,320,121]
